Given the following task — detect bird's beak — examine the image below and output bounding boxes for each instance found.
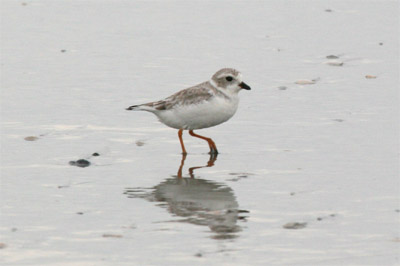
[239,82,251,90]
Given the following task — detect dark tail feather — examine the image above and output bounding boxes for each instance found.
[126,105,139,110]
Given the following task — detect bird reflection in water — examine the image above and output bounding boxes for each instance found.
[124,153,249,240]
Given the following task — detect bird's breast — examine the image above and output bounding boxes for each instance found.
[156,96,239,130]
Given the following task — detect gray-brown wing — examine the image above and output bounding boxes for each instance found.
[154,82,216,110]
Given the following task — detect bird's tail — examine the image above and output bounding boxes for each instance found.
[126,105,140,110]
[126,103,159,112]
[126,100,166,112]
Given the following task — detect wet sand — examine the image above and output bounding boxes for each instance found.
[1,1,399,265]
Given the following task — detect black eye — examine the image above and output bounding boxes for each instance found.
[226,76,233,81]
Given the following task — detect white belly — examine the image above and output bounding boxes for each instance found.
[156,96,239,130]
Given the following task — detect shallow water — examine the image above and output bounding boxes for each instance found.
[1,0,399,265]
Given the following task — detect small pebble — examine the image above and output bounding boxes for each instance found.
[61,49,66,53]
[326,55,339,59]
[69,159,91,168]
[76,212,84,215]
[379,42,383,46]
[0,243,7,249]
[325,9,333,12]
[365,75,377,79]
[283,222,307,229]
[24,136,39,141]
[317,217,323,221]
[92,152,100,156]
[194,253,203,257]
[135,141,145,146]
[278,86,287,90]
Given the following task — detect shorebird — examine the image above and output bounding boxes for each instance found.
[126,68,251,154]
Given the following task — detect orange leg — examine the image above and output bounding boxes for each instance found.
[177,153,187,178]
[188,130,218,154]
[188,153,218,178]
[178,129,187,155]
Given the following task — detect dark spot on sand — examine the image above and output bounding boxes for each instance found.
[135,141,145,146]
[69,159,91,168]
[283,222,307,229]
[228,172,254,182]
[24,136,39,141]
[326,55,339,59]
[92,152,100,156]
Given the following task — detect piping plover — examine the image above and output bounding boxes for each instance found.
[126,68,251,154]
